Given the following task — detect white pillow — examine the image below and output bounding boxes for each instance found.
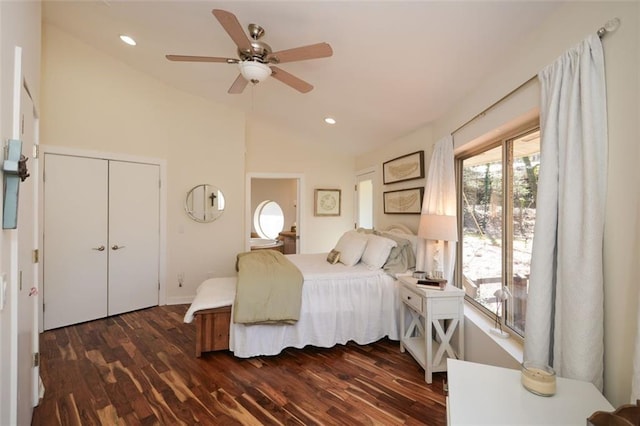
[361,234,398,270]
[334,230,368,266]
[385,231,418,257]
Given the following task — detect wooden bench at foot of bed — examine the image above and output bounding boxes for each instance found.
[194,306,231,357]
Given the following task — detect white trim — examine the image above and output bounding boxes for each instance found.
[21,78,40,409]
[245,172,305,253]
[355,166,377,230]
[38,145,168,317]
[166,296,195,306]
[7,44,23,426]
[39,144,165,165]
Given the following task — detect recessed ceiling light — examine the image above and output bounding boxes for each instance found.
[324,117,336,125]
[119,35,136,46]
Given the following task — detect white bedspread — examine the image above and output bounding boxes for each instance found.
[229,253,401,358]
[183,277,236,323]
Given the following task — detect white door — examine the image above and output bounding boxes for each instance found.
[43,154,108,330]
[108,161,159,315]
[16,78,38,424]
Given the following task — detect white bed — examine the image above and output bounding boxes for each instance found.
[184,225,417,358]
[230,252,400,358]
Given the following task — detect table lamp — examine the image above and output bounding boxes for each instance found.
[418,214,458,279]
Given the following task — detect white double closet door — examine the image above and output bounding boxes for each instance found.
[43,154,160,330]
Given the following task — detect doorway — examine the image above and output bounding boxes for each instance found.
[356,169,375,229]
[246,173,303,253]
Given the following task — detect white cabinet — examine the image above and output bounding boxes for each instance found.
[399,275,465,383]
[43,154,160,329]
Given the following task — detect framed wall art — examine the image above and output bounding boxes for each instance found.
[314,189,341,216]
[383,187,424,214]
[383,151,425,185]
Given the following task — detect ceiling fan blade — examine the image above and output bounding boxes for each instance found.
[268,42,333,64]
[228,74,249,94]
[270,66,313,93]
[212,9,252,52]
[166,55,238,63]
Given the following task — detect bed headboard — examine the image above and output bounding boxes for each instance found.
[382,223,415,236]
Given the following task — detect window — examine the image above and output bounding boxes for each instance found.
[457,128,540,337]
[253,200,284,239]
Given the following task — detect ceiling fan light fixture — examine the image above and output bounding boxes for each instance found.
[239,60,272,84]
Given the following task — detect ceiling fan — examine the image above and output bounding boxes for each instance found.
[166,9,333,94]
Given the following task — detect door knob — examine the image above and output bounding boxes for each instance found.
[111,245,126,250]
[92,245,105,251]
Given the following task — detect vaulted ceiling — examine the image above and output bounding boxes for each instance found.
[42,1,560,155]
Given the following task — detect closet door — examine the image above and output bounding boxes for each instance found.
[43,154,108,330]
[107,161,160,315]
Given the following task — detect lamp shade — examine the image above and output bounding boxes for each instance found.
[238,60,272,83]
[418,214,458,242]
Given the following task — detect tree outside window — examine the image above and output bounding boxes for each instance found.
[458,128,540,337]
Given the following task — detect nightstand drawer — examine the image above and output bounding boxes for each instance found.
[401,287,424,314]
[431,298,461,318]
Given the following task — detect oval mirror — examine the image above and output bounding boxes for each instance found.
[185,184,225,223]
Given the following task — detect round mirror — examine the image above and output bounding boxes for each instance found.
[185,184,225,223]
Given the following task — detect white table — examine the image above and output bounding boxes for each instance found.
[398,275,465,383]
[446,359,614,425]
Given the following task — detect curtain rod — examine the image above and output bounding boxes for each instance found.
[451,17,620,136]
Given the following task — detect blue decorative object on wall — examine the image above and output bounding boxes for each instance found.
[3,139,29,229]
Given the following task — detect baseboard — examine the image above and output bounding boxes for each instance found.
[165,295,195,306]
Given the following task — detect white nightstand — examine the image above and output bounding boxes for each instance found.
[446,359,613,425]
[398,274,465,383]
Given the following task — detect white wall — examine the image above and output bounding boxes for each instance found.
[437,2,638,408]
[355,125,433,232]
[357,1,638,408]
[0,2,41,424]
[245,116,356,253]
[40,24,246,303]
[41,22,359,299]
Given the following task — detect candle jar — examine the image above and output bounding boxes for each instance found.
[521,361,556,396]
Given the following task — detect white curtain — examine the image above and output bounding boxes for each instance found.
[418,135,456,284]
[523,34,607,390]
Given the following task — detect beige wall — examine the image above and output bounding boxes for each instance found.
[355,125,433,233]
[41,23,359,301]
[246,116,356,253]
[357,1,639,407]
[41,24,246,303]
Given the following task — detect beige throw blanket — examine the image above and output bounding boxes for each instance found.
[234,250,304,324]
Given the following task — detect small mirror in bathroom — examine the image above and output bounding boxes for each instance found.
[185,184,225,223]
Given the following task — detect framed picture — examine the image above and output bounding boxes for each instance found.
[383,187,424,214]
[314,189,341,216]
[383,151,425,185]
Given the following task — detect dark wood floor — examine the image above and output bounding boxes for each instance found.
[32,305,447,425]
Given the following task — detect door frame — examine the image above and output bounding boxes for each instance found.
[6,45,41,426]
[245,172,304,253]
[355,167,377,230]
[38,145,167,332]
